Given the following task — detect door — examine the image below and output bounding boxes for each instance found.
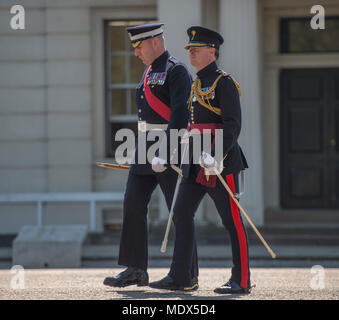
[280,68,339,208]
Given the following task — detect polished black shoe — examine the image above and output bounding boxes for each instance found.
[149,275,199,291]
[214,280,252,294]
[103,267,149,288]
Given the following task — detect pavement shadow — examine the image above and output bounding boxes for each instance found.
[105,289,247,300]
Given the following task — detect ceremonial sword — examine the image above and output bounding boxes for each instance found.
[96,162,182,177]
[160,140,189,253]
[96,140,188,254]
[159,152,277,259]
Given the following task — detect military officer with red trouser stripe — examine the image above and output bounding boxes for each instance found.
[149,26,252,294]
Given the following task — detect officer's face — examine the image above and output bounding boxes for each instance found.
[188,46,215,70]
[134,38,156,66]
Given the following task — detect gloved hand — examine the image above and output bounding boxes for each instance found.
[151,157,167,173]
[199,152,223,174]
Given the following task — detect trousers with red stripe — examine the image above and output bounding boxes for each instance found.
[168,171,251,288]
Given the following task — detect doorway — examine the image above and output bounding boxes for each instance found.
[280,68,339,208]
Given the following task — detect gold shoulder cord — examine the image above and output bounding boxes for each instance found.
[189,71,241,115]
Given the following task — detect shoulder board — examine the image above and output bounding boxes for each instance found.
[217,69,228,76]
[217,69,241,98]
[168,55,180,66]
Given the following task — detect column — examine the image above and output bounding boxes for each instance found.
[156,0,203,225]
[157,0,202,76]
[219,0,264,225]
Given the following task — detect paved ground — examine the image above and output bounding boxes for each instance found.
[0,267,338,300]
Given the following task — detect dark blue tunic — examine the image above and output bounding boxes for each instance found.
[131,50,191,174]
[168,61,251,288]
[118,51,198,278]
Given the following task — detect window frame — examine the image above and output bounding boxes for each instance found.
[104,19,155,158]
[280,16,339,54]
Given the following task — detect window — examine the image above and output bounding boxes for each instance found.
[280,17,339,53]
[104,20,155,157]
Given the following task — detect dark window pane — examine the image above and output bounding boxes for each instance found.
[109,25,126,51]
[111,55,126,84]
[107,122,138,158]
[281,17,339,53]
[130,55,145,83]
[111,89,126,115]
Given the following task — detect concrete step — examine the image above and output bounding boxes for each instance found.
[81,244,339,262]
[1,223,338,266]
[83,224,339,247]
[193,224,339,246]
[265,208,339,223]
[1,243,338,269]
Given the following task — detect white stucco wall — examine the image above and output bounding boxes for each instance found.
[0,0,274,233]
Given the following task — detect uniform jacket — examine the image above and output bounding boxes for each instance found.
[130,50,192,175]
[184,61,248,179]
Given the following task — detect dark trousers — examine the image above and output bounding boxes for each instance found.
[118,169,199,278]
[169,172,250,288]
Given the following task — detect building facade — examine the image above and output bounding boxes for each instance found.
[0,0,338,234]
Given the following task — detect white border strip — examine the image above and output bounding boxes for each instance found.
[129,27,163,41]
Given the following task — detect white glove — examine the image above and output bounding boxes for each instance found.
[200,152,223,174]
[151,157,167,173]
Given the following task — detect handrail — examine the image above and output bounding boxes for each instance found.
[0,192,124,231]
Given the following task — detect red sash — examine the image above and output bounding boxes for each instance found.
[143,65,171,122]
[189,123,223,188]
[190,123,223,134]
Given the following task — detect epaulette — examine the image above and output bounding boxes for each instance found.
[217,69,241,97]
[168,55,180,68]
[217,69,228,76]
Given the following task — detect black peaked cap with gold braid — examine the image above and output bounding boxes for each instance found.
[185,26,224,50]
[126,23,164,48]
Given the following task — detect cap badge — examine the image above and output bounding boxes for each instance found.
[191,30,196,40]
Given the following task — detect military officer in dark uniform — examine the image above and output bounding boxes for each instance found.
[149,26,252,294]
[103,23,199,290]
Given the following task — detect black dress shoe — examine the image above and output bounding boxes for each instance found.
[103,267,149,288]
[214,280,252,294]
[149,275,199,291]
